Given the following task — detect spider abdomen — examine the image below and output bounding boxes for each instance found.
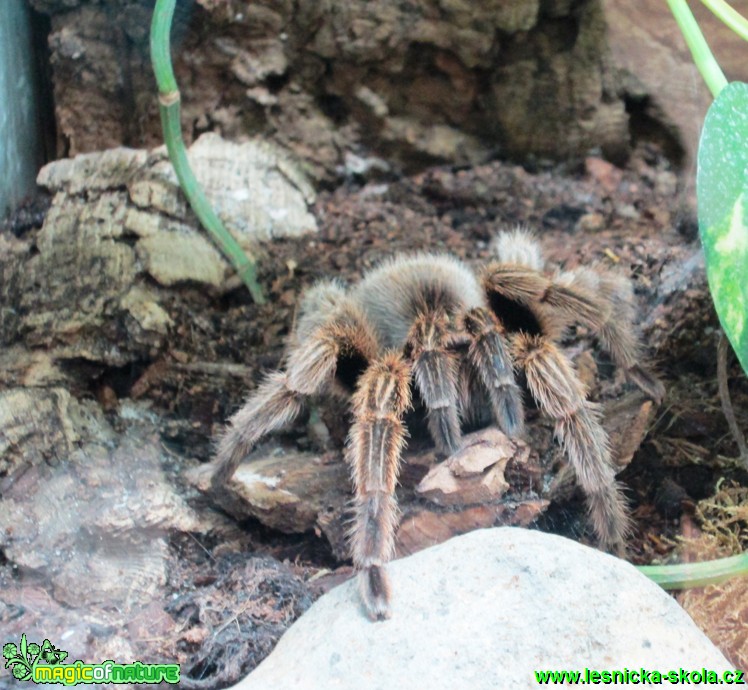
[353,254,486,349]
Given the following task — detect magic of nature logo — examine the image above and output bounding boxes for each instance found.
[3,634,180,685]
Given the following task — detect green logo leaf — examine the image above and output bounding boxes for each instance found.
[3,634,69,681]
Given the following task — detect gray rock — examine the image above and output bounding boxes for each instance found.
[235,528,731,690]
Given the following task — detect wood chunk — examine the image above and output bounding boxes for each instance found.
[315,503,351,561]
[395,500,550,557]
[603,391,655,468]
[415,427,526,506]
[201,426,547,560]
[400,445,440,485]
[200,392,655,560]
[547,392,656,503]
[188,449,351,534]
[34,0,641,182]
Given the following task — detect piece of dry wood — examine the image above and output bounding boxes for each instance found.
[415,427,530,506]
[187,449,350,534]
[33,0,633,180]
[198,390,658,560]
[395,500,550,558]
[198,427,545,560]
[604,391,655,468]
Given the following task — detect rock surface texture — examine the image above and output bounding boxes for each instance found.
[236,528,732,690]
[31,0,629,178]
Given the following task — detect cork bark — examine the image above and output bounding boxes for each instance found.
[31,0,630,179]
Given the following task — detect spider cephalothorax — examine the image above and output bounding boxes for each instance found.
[211,229,664,620]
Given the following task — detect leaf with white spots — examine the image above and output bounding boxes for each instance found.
[697,81,748,373]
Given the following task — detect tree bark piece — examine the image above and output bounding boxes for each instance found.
[604,392,655,468]
[0,136,316,368]
[395,501,550,557]
[188,450,350,535]
[415,427,528,506]
[31,0,630,178]
[0,389,205,615]
[201,393,657,561]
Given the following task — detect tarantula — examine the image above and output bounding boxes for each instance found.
[210,229,664,621]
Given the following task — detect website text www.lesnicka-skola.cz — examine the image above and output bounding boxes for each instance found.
[534,668,745,685]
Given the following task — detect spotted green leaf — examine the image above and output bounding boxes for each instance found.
[697,81,748,374]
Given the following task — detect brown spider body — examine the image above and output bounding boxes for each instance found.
[211,229,664,621]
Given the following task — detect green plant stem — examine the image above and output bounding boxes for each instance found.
[150,0,178,94]
[637,552,748,589]
[700,0,748,43]
[150,0,265,304]
[667,0,728,98]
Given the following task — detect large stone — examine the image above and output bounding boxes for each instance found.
[236,528,732,690]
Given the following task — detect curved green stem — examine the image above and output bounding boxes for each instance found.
[150,0,178,94]
[150,0,265,304]
[637,552,748,589]
[700,0,748,43]
[667,0,728,98]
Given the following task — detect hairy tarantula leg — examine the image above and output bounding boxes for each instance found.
[211,330,343,494]
[212,372,304,491]
[407,311,462,455]
[347,352,411,621]
[484,264,664,403]
[463,307,524,435]
[482,264,603,326]
[513,333,630,551]
[555,267,665,403]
